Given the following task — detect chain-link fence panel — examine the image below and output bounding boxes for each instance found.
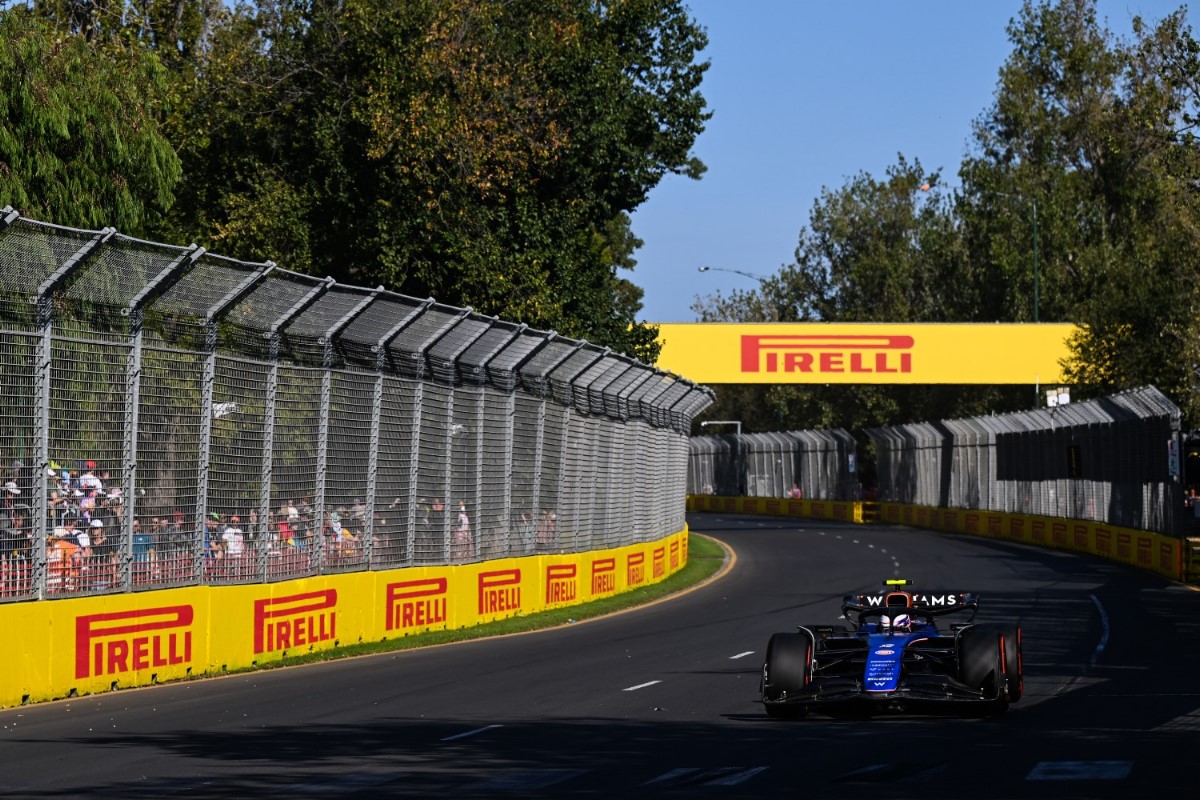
[688,428,859,501]
[372,375,418,569]
[866,386,1182,535]
[0,211,714,602]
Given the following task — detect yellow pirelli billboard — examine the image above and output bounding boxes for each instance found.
[654,323,1077,384]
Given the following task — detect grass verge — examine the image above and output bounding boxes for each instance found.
[245,532,729,672]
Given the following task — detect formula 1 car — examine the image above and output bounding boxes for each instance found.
[760,579,1022,718]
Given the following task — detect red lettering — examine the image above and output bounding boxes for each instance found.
[818,352,840,371]
[783,352,813,372]
[76,606,195,679]
[132,637,150,670]
[108,640,129,673]
[254,590,338,654]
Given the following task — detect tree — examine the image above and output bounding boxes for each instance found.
[961,0,1200,419]
[0,7,181,234]
[157,0,710,360]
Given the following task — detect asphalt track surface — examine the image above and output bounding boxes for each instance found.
[2,513,1199,799]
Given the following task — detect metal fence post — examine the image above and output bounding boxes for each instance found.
[196,263,275,582]
[34,227,114,596]
[124,243,205,587]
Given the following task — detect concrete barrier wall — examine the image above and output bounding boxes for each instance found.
[0,529,689,708]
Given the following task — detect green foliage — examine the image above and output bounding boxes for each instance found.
[0,0,708,363]
[0,8,182,234]
[156,0,709,360]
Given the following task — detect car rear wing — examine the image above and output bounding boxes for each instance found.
[841,593,980,625]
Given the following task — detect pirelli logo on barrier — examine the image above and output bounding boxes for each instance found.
[545,564,577,604]
[741,335,914,375]
[652,323,1074,384]
[1073,523,1090,549]
[1008,517,1025,540]
[591,558,616,595]
[386,577,448,631]
[76,606,194,680]
[652,546,666,580]
[479,568,521,614]
[627,552,646,586]
[254,590,337,655]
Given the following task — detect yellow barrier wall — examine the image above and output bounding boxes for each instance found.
[0,529,689,708]
[876,503,1182,581]
[685,495,1182,582]
[687,494,862,524]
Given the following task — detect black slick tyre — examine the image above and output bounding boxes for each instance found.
[762,632,812,719]
[989,623,1023,702]
[958,624,1009,717]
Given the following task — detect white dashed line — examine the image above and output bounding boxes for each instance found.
[730,651,755,660]
[441,724,502,742]
[623,680,662,692]
[1088,594,1110,669]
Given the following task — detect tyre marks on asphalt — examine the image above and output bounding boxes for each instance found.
[439,723,502,741]
[642,766,769,787]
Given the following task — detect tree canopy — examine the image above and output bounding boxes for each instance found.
[0,0,712,362]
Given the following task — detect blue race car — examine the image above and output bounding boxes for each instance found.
[760,579,1023,718]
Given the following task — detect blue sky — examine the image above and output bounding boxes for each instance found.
[630,0,1193,323]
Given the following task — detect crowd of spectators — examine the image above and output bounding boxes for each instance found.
[0,457,565,599]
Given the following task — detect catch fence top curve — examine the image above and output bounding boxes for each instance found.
[0,209,714,602]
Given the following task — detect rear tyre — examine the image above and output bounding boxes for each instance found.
[995,623,1023,702]
[762,632,812,719]
[993,623,1022,700]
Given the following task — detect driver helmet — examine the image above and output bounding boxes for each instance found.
[891,613,912,631]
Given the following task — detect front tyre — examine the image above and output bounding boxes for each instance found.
[762,632,812,719]
[958,625,1009,717]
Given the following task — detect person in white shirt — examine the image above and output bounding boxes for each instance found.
[221,516,245,557]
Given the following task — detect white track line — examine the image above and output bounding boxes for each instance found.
[441,724,502,742]
[1088,594,1110,669]
[623,680,662,692]
[730,651,755,659]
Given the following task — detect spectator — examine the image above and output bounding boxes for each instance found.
[222,515,245,559]
[79,462,103,493]
[536,509,556,547]
[1,507,26,576]
[451,500,472,560]
[86,518,116,590]
[203,513,221,558]
[48,517,82,591]
[132,517,155,577]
